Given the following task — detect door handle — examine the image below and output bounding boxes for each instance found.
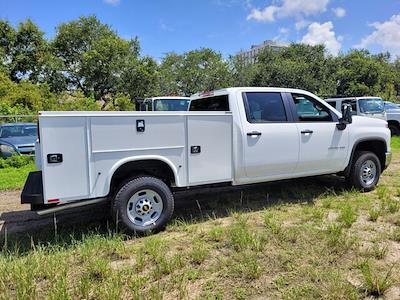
[301,129,314,134]
[247,131,262,136]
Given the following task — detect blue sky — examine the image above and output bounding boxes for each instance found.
[1,0,399,59]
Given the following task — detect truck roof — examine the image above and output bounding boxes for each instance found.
[191,87,323,100]
[325,96,383,101]
[146,96,190,100]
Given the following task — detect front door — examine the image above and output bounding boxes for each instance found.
[288,92,349,175]
[241,92,299,179]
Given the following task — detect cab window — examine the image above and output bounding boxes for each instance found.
[244,92,287,123]
[292,93,333,122]
[189,95,229,111]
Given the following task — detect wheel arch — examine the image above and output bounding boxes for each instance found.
[387,119,400,126]
[106,155,180,196]
[343,138,388,176]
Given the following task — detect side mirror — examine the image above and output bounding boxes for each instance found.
[337,103,353,130]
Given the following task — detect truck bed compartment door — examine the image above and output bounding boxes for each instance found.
[187,114,232,185]
[40,117,90,202]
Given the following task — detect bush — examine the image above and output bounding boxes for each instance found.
[0,155,34,168]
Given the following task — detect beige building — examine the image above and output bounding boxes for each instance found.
[237,40,288,63]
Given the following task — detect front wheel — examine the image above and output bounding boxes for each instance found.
[346,151,381,192]
[112,176,174,234]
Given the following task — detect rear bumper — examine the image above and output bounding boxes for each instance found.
[385,152,392,169]
[21,171,44,205]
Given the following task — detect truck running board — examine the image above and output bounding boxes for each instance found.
[36,197,108,216]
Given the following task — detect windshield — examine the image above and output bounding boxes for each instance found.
[385,102,400,110]
[153,99,190,111]
[0,125,37,138]
[358,98,384,114]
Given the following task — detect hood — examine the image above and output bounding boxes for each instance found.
[0,136,37,146]
[352,115,388,127]
[386,109,400,115]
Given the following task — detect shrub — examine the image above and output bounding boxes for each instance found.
[0,155,34,168]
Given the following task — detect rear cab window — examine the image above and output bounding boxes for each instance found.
[243,92,288,123]
[189,95,230,111]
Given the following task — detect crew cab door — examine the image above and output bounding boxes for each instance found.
[287,93,349,175]
[241,92,299,179]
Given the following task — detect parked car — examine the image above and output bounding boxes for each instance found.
[0,123,37,155]
[22,87,391,233]
[136,97,190,111]
[0,140,19,158]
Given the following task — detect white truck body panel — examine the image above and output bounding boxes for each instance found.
[38,112,232,204]
[32,87,391,207]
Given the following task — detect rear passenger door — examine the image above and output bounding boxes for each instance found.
[241,92,299,179]
[287,93,349,175]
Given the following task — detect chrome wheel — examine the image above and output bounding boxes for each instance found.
[127,189,163,227]
[360,160,377,186]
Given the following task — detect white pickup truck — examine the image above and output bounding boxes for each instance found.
[22,87,392,233]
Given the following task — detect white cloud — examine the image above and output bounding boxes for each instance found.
[103,0,120,6]
[247,0,330,22]
[295,19,310,30]
[301,21,342,55]
[247,6,277,22]
[332,7,346,18]
[357,14,400,55]
[279,27,289,34]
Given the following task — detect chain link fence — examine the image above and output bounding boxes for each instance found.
[0,115,37,124]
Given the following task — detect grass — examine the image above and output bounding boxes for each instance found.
[0,137,399,298]
[0,162,35,191]
[359,260,394,297]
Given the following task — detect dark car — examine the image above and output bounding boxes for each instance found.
[0,123,37,156]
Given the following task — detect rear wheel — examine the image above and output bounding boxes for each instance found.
[346,151,381,192]
[112,176,174,234]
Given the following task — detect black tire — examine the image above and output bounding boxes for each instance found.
[346,151,381,192]
[112,176,174,234]
[389,124,400,136]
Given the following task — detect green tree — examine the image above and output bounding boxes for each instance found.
[52,16,137,107]
[10,19,47,82]
[336,50,398,100]
[229,54,258,87]
[120,54,160,100]
[253,43,337,96]
[0,20,16,75]
[0,71,57,112]
[159,48,231,96]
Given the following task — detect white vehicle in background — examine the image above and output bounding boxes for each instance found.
[325,97,386,120]
[326,97,400,135]
[384,101,400,135]
[384,101,400,110]
[136,97,190,111]
[22,87,391,234]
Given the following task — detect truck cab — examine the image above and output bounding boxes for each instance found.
[136,97,190,111]
[22,87,391,234]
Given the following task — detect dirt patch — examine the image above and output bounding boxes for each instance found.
[0,189,108,238]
